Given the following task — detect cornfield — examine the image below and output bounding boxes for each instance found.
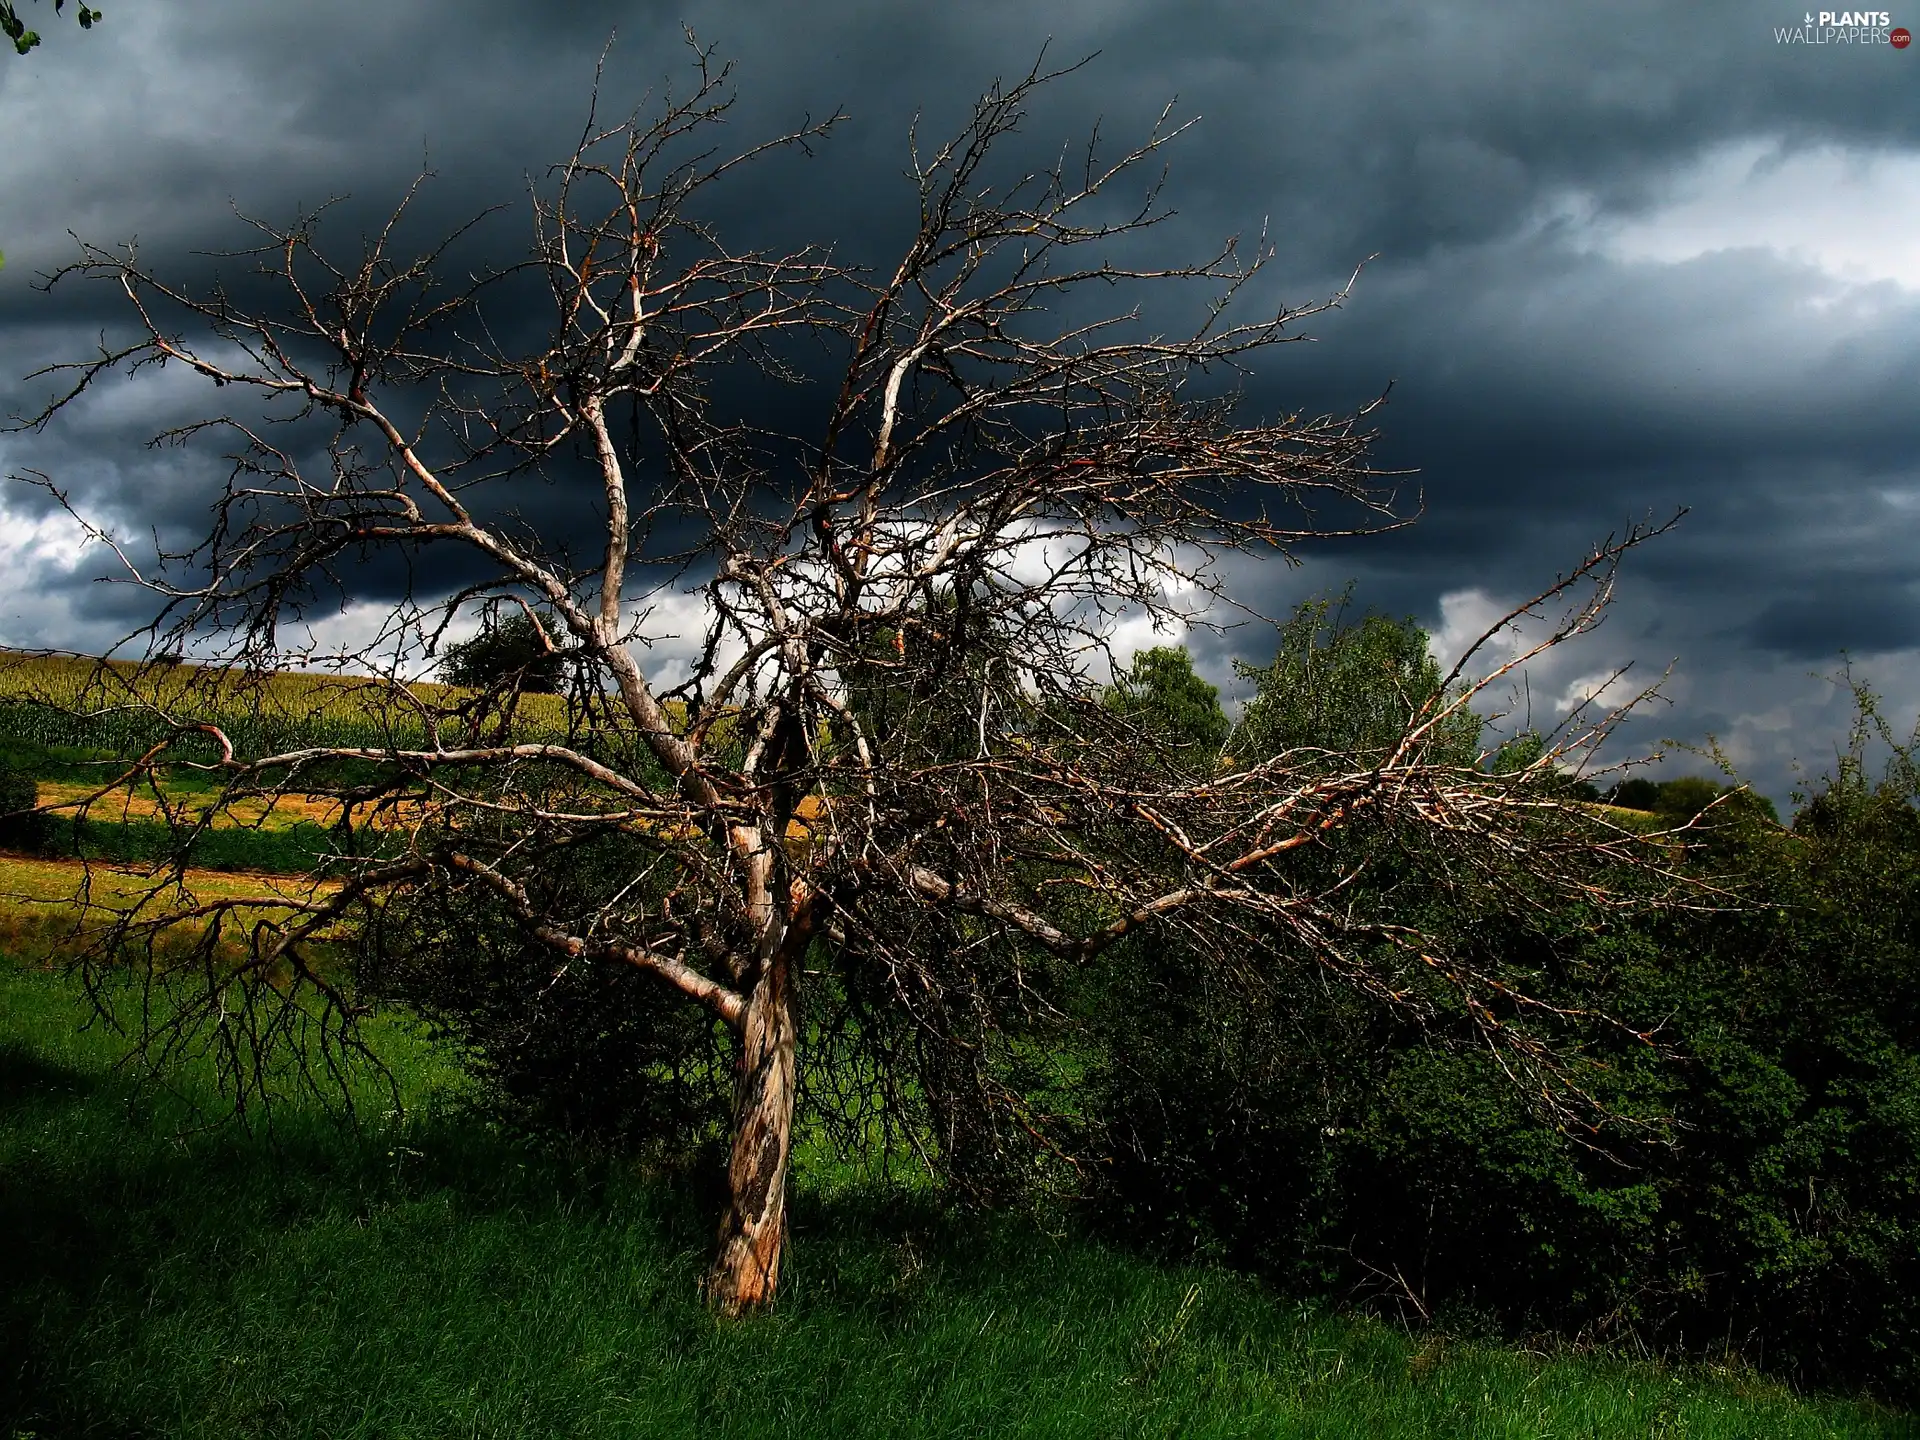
[0,650,569,762]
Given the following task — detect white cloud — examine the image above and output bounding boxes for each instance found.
[0,488,121,654]
[1424,585,1667,760]
[0,493,94,574]
[1427,587,1518,675]
[1565,137,1920,290]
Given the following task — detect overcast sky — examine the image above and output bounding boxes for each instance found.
[2,0,1916,806]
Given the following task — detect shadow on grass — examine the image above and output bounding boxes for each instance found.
[0,1039,99,1112]
[0,1055,714,1437]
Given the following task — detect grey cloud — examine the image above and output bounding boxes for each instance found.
[1745,577,1920,657]
[6,0,1920,807]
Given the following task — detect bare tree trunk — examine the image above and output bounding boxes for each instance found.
[706,949,797,1314]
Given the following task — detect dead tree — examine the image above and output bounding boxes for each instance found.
[11,43,1691,1313]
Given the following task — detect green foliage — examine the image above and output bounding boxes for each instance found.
[0,759,49,853]
[1575,783,1920,1395]
[0,0,99,56]
[1231,589,1479,769]
[359,824,730,1150]
[1653,774,1725,819]
[1086,592,1658,1322]
[1477,729,1601,798]
[1089,655,1920,1402]
[1088,902,1672,1321]
[1610,773,1782,826]
[1105,645,1230,756]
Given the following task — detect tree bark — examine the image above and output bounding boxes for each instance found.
[705,947,797,1314]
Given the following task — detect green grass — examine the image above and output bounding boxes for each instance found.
[1,960,1911,1440]
[23,813,349,873]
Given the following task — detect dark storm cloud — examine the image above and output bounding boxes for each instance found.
[1746,575,1920,657]
[5,0,1920,801]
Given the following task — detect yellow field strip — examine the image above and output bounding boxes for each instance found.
[0,851,344,962]
[0,850,334,909]
[29,780,433,832]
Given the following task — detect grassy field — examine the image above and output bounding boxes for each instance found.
[1,959,1911,1440]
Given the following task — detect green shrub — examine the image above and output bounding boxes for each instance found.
[357,826,731,1152]
[1079,613,1920,1401]
[0,761,50,854]
[1087,748,1920,1402]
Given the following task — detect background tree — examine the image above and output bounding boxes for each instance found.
[1087,595,1668,1315]
[0,758,47,852]
[1608,773,1780,826]
[1082,616,1920,1403]
[13,44,1688,1314]
[439,608,568,695]
[1104,645,1231,759]
[1231,591,1481,765]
